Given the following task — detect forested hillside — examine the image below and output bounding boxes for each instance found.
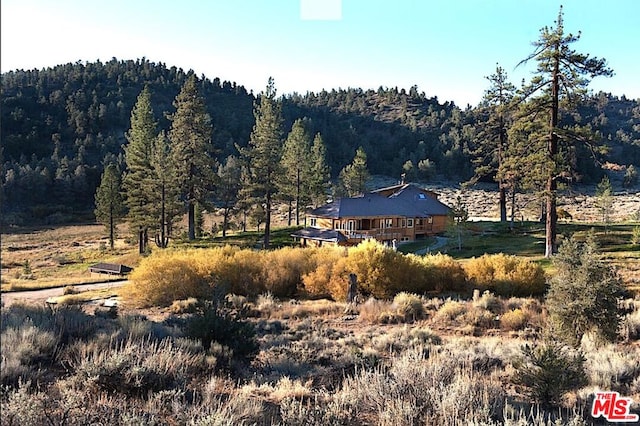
[1,58,639,225]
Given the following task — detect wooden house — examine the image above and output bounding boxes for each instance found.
[292,184,451,247]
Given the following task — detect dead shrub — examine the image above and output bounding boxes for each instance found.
[358,297,393,324]
[169,298,199,314]
[432,299,467,324]
[501,309,528,331]
[391,292,425,322]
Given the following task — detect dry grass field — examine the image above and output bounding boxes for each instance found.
[1,186,639,424]
[1,223,140,291]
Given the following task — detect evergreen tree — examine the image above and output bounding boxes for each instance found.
[279,118,312,225]
[123,85,157,254]
[94,162,125,249]
[470,65,516,222]
[308,132,331,208]
[215,155,242,238]
[595,175,613,232]
[517,6,613,257]
[151,131,181,248]
[240,77,284,249]
[501,102,550,226]
[169,74,217,241]
[194,201,204,238]
[623,164,638,188]
[546,236,624,346]
[337,146,370,197]
[445,195,469,251]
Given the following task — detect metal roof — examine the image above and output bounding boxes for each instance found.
[310,184,450,219]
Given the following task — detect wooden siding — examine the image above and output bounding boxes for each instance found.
[307,214,448,245]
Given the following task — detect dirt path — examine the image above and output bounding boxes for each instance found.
[1,280,127,307]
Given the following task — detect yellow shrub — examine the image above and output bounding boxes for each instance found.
[342,240,405,298]
[302,246,347,298]
[325,257,351,301]
[464,254,546,296]
[304,242,467,300]
[263,247,316,297]
[419,253,467,293]
[126,251,212,307]
[213,249,265,296]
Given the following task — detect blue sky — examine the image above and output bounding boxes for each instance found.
[2,0,638,107]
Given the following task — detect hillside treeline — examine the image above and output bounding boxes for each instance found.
[1,58,639,224]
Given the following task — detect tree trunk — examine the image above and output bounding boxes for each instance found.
[222,208,229,238]
[159,183,167,248]
[499,185,507,223]
[188,201,195,240]
[509,186,516,230]
[295,169,301,226]
[109,204,115,249]
[498,117,507,223]
[545,52,560,258]
[264,191,271,249]
[138,227,145,254]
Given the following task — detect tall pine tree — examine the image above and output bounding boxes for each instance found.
[279,118,312,226]
[169,74,217,241]
[240,77,284,249]
[470,65,516,222]
[123,85,157,254]
[337,146,370,197]
[215,155,243,238]
[517,6,612,257]
[308,132,331,208]
[151,131,181,248]
[94,162,125,250]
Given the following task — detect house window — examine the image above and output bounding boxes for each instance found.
[427,216,433,224]
[401,219,406,227]
[407,219,414,228]
[385,218,393,228]
[310,218,317,227]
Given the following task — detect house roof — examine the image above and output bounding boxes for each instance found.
[291,227,349,243]
[311,184,450,219]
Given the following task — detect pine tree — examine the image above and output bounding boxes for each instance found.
[279,118,312,226]
[595,175,613,232]
[337,146,369,197]
[470,65,516,222]
[445,195,469,251]
[94,162,125,249]
[517,6,613,257]
[215,155,242,238]
[169,74,217,241]
[151,131,181,248]
[123,85,157,254]
[240,77,284,249]
[308,132,331,208]
[546,236,624,346]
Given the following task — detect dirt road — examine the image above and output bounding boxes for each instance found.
[1,280,127,307]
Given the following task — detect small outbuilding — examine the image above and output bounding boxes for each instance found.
[88,263,132,276]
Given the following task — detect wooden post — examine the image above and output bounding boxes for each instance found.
[347,273,358,304]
